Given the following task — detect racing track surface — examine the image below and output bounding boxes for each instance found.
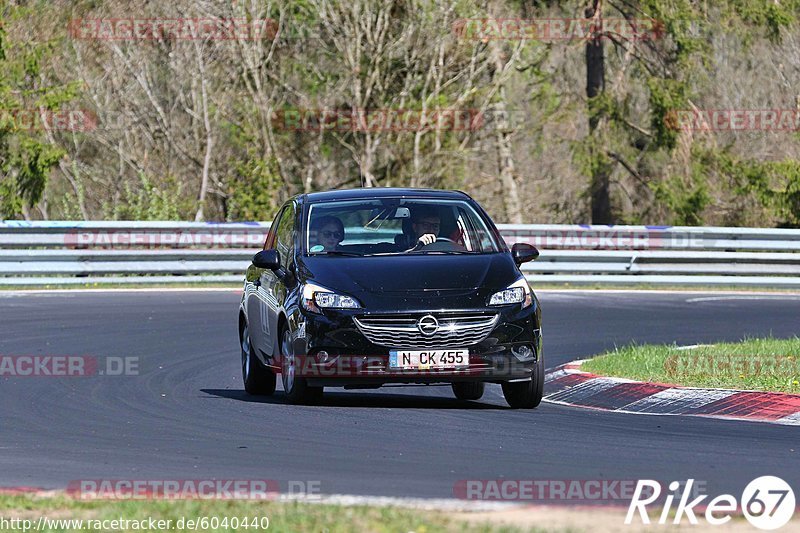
[1,290,799,499]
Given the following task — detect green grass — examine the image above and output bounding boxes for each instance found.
[581,337,800,393]
[0,493,537,533]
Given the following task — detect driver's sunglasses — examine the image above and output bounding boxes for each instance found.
[417,222,440,231]
[321,230,343,239]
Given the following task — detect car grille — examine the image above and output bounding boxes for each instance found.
[353,313,499,348]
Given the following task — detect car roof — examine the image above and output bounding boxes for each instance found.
[301,187,471,203]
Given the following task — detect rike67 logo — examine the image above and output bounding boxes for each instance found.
[626,477,795,530]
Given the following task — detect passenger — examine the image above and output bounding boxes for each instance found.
[310,216,344,251]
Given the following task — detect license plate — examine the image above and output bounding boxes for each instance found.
[389,349,469,369]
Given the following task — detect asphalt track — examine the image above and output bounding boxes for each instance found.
[1,290,799,500]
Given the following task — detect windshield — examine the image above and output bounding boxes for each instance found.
[305,198,501,256]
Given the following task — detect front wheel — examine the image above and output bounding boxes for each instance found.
[280,329,323,405]
[241,322,276,396]
[502,355,544,409]
[452,381,485,401]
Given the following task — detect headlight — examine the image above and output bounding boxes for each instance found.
[302,283,362,313]
[488,278,532,308]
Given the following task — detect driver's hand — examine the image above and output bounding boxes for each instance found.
[417,234,436,246]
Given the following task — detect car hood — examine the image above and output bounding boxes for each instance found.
[299,253,521,310]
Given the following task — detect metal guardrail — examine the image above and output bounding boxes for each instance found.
[1,221,800,287]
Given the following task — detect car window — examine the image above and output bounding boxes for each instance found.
[456,212,473,250]
[264,206,288,250]
[305,198,501,256]
[273,203,296,267]
[455,205,496,253]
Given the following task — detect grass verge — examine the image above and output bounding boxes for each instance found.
[0,493,533,533]
[581,337,800,393]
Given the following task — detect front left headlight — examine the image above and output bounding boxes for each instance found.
[302,283,362,313]
[488,278,532,308]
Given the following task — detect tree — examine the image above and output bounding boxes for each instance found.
[577,0,799,224]
[0,6,79,219]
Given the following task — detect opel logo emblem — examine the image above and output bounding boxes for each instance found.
[417,315,439,335]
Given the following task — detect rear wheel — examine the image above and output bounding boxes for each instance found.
[280,328,323,405]
[452,381,485,401]
[241,322,276,396]
[502,355,544,409]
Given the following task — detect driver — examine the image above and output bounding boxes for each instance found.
[409,206,440,248]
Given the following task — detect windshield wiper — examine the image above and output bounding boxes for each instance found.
[439,250,480,254]
[315,250,364,257]
[407,250,480,255]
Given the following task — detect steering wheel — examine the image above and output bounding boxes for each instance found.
[416,236,465,252]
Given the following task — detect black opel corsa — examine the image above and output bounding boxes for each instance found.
[238,188,543,408]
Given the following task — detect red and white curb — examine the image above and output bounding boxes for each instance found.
[544,361,800,426]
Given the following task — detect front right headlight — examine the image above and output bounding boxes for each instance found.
[302,283,362,313]
[488,278,532,308]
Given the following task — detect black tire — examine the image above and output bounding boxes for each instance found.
[280,328,323,405]
[452,381,485,401]
[241,322,276,396]
[502,355,544,409]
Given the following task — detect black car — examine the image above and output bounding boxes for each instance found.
[238,188,542,408]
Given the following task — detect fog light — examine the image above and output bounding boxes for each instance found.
[511,345,535,362]
[316,351,331,363]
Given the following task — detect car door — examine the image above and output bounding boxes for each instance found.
[255,201,297,364]
[245,203,291,365]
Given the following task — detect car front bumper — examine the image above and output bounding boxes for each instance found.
[289,302,542,387]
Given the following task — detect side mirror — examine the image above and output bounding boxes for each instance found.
[511,243,539,265]
[252,249,280,270]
